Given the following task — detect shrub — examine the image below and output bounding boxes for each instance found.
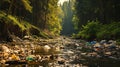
[77,20,102,41]
[74,20,120,41]
[97,22,120,40]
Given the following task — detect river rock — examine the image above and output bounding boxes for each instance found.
[105,52,111,56]
[2,45,10,53]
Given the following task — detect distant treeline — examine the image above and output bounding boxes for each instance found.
[73,0,120,41]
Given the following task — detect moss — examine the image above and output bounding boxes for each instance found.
[0,11,48,39]
[8,15,26,31]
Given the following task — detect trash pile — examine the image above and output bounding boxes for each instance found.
[82,40,120,59]
[0,36,120,67]
[56,38,120,67]
[0,36,62,66]
[66,39,120,67]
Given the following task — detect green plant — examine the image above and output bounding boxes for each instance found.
[77,20,101,40]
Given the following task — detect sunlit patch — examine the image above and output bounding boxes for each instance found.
[58,0,69,5]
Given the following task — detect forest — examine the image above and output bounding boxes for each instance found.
[0,0,120,67]
[73,0,120,42]
[0,0,120,42]
[0,0,63,41]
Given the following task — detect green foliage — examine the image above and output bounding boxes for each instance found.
[0,11,26,31]
[46,2,63,36]
[0,0,32,14]
[97,22,120,39]
[76,20,101,40]
[0,0,64,38]
[0,11,47,38]
[72,15,79,30]
[30,0,63,37]
[73,20,120,40]
[46,0,63,36]
[74,0,120,30]
[0,11,6,18]
[8,15,26,31]
[21,0,32,13]
[60,0,76,35]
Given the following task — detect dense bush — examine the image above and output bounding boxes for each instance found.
[97,22,120,40]
[75,20,102,41]
[73,20,120,41]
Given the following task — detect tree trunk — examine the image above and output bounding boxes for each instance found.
[0,19,13,42]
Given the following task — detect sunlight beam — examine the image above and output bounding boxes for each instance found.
[58,0,69,5]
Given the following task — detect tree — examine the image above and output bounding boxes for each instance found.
[0,0,33,41]
[73,0,120,29]
[61,0,75,36]
[30,0,63,36]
